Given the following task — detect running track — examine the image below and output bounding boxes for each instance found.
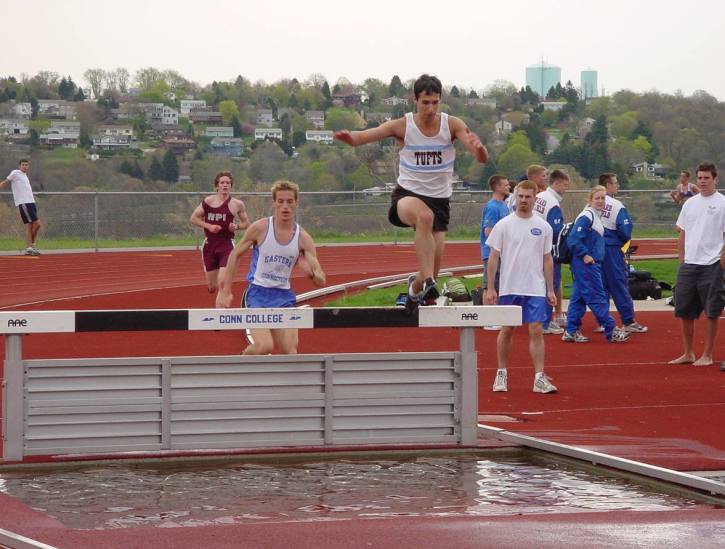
[2,240,725,548]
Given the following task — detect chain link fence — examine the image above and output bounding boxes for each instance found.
[1,189,685,252]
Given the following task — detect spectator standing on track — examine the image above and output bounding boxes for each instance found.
[0,159,41,256]
[670,170,699,205]
[506,164,548,213]
[190,171,249,295]
[669,163,725,367]
[334,74,488,312]
[480,175,510,293]
[562,186,631,344]
[533,169,570,335]
[484,180,558,394]
[216,180,326,355]
[597,173,648,334]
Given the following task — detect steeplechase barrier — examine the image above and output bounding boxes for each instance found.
[1,306,520,462]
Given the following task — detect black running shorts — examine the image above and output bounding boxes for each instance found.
[388,185,450,232]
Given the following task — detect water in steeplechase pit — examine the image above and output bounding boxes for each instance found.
[0,450,718,530]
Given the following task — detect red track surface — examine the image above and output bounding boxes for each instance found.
[2,240,724,548]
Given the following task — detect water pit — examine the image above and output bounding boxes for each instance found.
[0,450,719,530]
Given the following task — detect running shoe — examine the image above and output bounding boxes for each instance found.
[492,369,508,392]
[610,327,631,343]
[624,322,648,333]
[420,277,439,306]
[404,275,420,314]
[593,325,605,333]
[533,374,558,393]
[562,330,590,343]
[543,320,564,335]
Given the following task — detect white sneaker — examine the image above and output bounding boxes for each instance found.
[624,322,648,333]
[492,369,508,392]
[562,330,590,343]
[593,325,605,333]
[610,327,631,343]
[543,320,564,335]
[533,374,557,393]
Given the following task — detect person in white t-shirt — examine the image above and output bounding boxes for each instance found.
[334,74,488,312]
[669,162,725,367]
[0,159,41,255]
[484,180,558,394]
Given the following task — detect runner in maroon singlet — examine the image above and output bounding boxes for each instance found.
[190,171,250,294]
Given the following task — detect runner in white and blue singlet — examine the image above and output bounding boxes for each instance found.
[217,180,326,355]
[335,74,489,312]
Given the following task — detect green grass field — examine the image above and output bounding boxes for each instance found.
[326,259,678,307]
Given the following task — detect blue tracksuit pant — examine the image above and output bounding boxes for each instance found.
[601,246,635,325]
[566,257,615,339]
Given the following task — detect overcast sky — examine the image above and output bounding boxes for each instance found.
[5,0,724,99]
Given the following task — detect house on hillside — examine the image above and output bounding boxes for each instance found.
[541,100,567,111]
[97,125,134,138]
[39,132,79,148]
[11,102,32,119]
[631,162,667,179]
[209,137,243,157]
[304,110,325,129]
[383,96,409,106]
[180,99,207,115]
[49,121,81,134]
[92,134,132,151]
[332,91,362,108]
[254,127,283,140]
[494,119,513,136]
[38,100,77,120]
[205,126,234,138]
[162,136,196,154]
[305,130,334,144]
[465,97,497,108]
[256,109,274,127]
[0,119,29,138]
[189,110,223,125]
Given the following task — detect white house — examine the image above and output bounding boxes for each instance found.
[541,100,567,112]
[305,130,334,144]
[257,109,274,127]
[97,125,134,137]
[162,106,179,126]
[180,99,207,115]
[0,119,29,137]
[383,96,409,106]
[37,100,77,119]
[254,127,283,140]
[494,119,513,135]
[631,162,667,179]
[39,132,79,148]
[92,134,132,150]
[12,102,32,119]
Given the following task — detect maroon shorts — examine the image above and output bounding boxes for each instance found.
[202,238,234,272]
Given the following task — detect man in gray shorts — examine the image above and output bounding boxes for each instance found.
[669,162,725,367]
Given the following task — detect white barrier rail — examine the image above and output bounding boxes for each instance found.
[2,306,521,462]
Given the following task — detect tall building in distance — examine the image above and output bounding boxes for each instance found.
[581,70,598,99]
[525,62,561,97]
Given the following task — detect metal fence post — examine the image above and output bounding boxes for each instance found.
[3,334,25,461]
[458,327,478,445]
[94,192,99,252]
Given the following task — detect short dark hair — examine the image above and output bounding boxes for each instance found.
[488,175,507,191]
[19,158,29,164]
[413,74,442,99]
[214,171,233,187]
[695,163,717,178]
[598,173,617,186]
[680,169,691,177]
[550,169,569,183]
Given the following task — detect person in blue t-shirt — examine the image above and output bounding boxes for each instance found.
[480,175,510,292]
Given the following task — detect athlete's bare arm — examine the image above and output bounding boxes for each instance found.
[449,116,488,163]
[299,229,326,287]
[190,198,221,234]
[230,198,250,233]
[334,118,406,147]
[216,219,265,308]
